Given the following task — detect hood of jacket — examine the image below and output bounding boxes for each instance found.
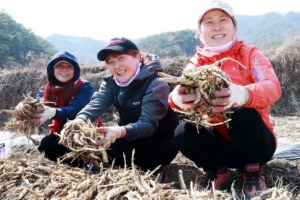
[47,51,81,85]
[135,59,163,81]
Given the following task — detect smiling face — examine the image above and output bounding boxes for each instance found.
[200,9,235,47]
[53,62,75,83]
[106,53,139,83]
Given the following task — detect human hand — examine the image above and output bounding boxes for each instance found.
[171,85,203,111]
[31,105,56,125]
[212,83,249,112]
[95,126,122,150]
[14,102,35,119]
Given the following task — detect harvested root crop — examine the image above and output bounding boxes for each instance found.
[2,156,292,199]
[56,120,108,166]
[0,157,208,200]
[0,93,51,145]
[157,57,246,130]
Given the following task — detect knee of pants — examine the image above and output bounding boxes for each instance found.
[230,107,260,123]
[174,122,196,149]
[38,135,52,153]
[38,134,67,157]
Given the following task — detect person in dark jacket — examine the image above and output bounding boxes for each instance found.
[14,51,99,166]
[64,37,179,182]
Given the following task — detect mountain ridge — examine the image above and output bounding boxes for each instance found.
[46,11,300,63]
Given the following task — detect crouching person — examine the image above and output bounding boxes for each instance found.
[64,37,179,182]
[14,51,99,167]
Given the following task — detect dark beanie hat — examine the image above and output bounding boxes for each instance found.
[47,51,80,85]
[97,37,139,61]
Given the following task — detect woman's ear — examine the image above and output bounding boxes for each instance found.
[135,52,142,62]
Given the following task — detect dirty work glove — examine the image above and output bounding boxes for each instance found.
[95,126,122,150]
[32,105,56,125]
[226,83,249,109]
[14,102,25,119]
[171,85,201,111]
[212,83,249,112]
[14,102,35,119]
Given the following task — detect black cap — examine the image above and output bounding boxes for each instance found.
[97,37,139,61]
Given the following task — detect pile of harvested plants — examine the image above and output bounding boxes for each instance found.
[56,120,108,166]
[0,147,226,200]
[157,58,245,130]
[0,148,294,200]
[0,93,50,145]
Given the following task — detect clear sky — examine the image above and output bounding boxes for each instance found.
[1,0,300,42]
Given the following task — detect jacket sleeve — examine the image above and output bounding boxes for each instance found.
[124,80,170,141]
[55,82,95,120]
[76,81,114,122]
[36,86,45,100]
[243,50,282,108]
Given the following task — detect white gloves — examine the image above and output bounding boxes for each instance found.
[171,85,195,111]
[14,102,35,119]
[172,83,249,113]
[226,83,249,109]
[95,126,122,150]
[212,83,249,112]
[36,106,56,124]
[14,103,56,124]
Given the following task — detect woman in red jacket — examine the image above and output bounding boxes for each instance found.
[168,1,281,198]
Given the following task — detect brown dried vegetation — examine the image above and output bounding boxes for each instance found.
[0,145,298,200]
[57,121,108,166]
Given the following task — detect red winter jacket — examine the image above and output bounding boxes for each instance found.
[169,40,281,140]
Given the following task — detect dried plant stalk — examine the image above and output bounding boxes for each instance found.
[157,57,246,130]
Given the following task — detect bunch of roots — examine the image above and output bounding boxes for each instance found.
[158,58,245,130]
[0,94,48,145]
[57,120,108,167]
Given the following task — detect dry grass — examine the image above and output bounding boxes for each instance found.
[264,33,300,116]
[1,142,298,199]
